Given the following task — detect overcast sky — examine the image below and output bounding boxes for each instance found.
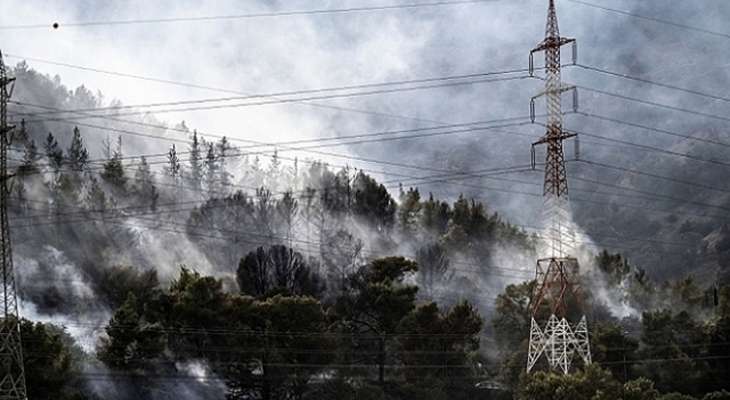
[2,0,730,224]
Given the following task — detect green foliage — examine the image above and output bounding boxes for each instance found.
[98,293,165,369]
[623,378,660,400]
[703,391,730,400]
[517,364,622,400]
[637,310,708,395]
[659,394,698,400]
[420,193,451,236]
[21,319,88,400]
[396,301,483,397]
[132,156,159,211]
[591,322,638,382]
[91,265,160,309]
[398,186,421,236]
[67,126,89,173]
[352,171,396,232]
[493,281,533,350]
[101,151,127,189]
[44,132,63,170]
[335,257,419,384]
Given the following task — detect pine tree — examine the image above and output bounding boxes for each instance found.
[165,144,182,203]
[398,186,421,236]
[66,126,89,173]
[276,190,299,244]
[14,119,29,145]
[133,156,159,211]
[189,130,203,192]
[44,132,63,171]
[250,155,264,188]
[101,136,126,189]
[216,136,232,190]
[204,143,219,198]
[165,144,181,181]
[18,138,39,176]
[267,149,282,192]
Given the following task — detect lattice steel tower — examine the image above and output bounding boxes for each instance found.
[525,0,591,375]
[0,51,28,399]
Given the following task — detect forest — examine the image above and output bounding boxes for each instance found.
[6,63,730,400]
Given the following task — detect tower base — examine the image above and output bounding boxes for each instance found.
[526,314,592,374]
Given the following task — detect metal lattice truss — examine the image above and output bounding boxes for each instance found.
[531,257,581,316]
[525,1,592,377]
[0,51,27,400]
[541,194,576,258]
[527,315,592,374]
[528,0,578,260]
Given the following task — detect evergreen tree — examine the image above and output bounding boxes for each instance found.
[133,156,159,211]
[18,138,39,176]
[101,150,127,190]
[396,301,483,397]
[352,171,396,232]
[276,190,298,243]
[335,257,418,385]
[14,119,29,145]
[398,186,421,236]
[44,132,63,170]
[66,126,89,173]
[98,293,164,370]
[21,319,88,400]
[188,129,203,191]
[216,136,232,189]
[204,142,219,198]
[165,144,182,183]
[421,193,451,236]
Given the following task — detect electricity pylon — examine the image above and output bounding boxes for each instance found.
[525,0,591,375]
[0,50,28,399]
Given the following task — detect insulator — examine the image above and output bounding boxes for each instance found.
[530,98,536,123]
[572,41,578,65]
[529,52,535,76]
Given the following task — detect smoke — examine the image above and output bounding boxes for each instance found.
[16,246,111,351]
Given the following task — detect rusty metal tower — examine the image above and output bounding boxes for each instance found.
[0,51,28,399]
[525,0,591,375]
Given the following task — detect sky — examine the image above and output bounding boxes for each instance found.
[2,0,730,226]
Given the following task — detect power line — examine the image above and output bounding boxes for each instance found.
[31,95,723,218]
[578,111,730,148]
[10,69,531,119]
[570,175,730,213]
[8,100,536,153]
[4,53,532,127]
[10,75,531,124]
[11,111,730,239]
[0,0,501,30]
[578,84,730,125]
[14,206,535,281]
[576,64,730,105]
[19,101,715,222]
[577,159,730,195]
[566,0,730,40]
[561,126,730,169]
[10,170,704,254]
